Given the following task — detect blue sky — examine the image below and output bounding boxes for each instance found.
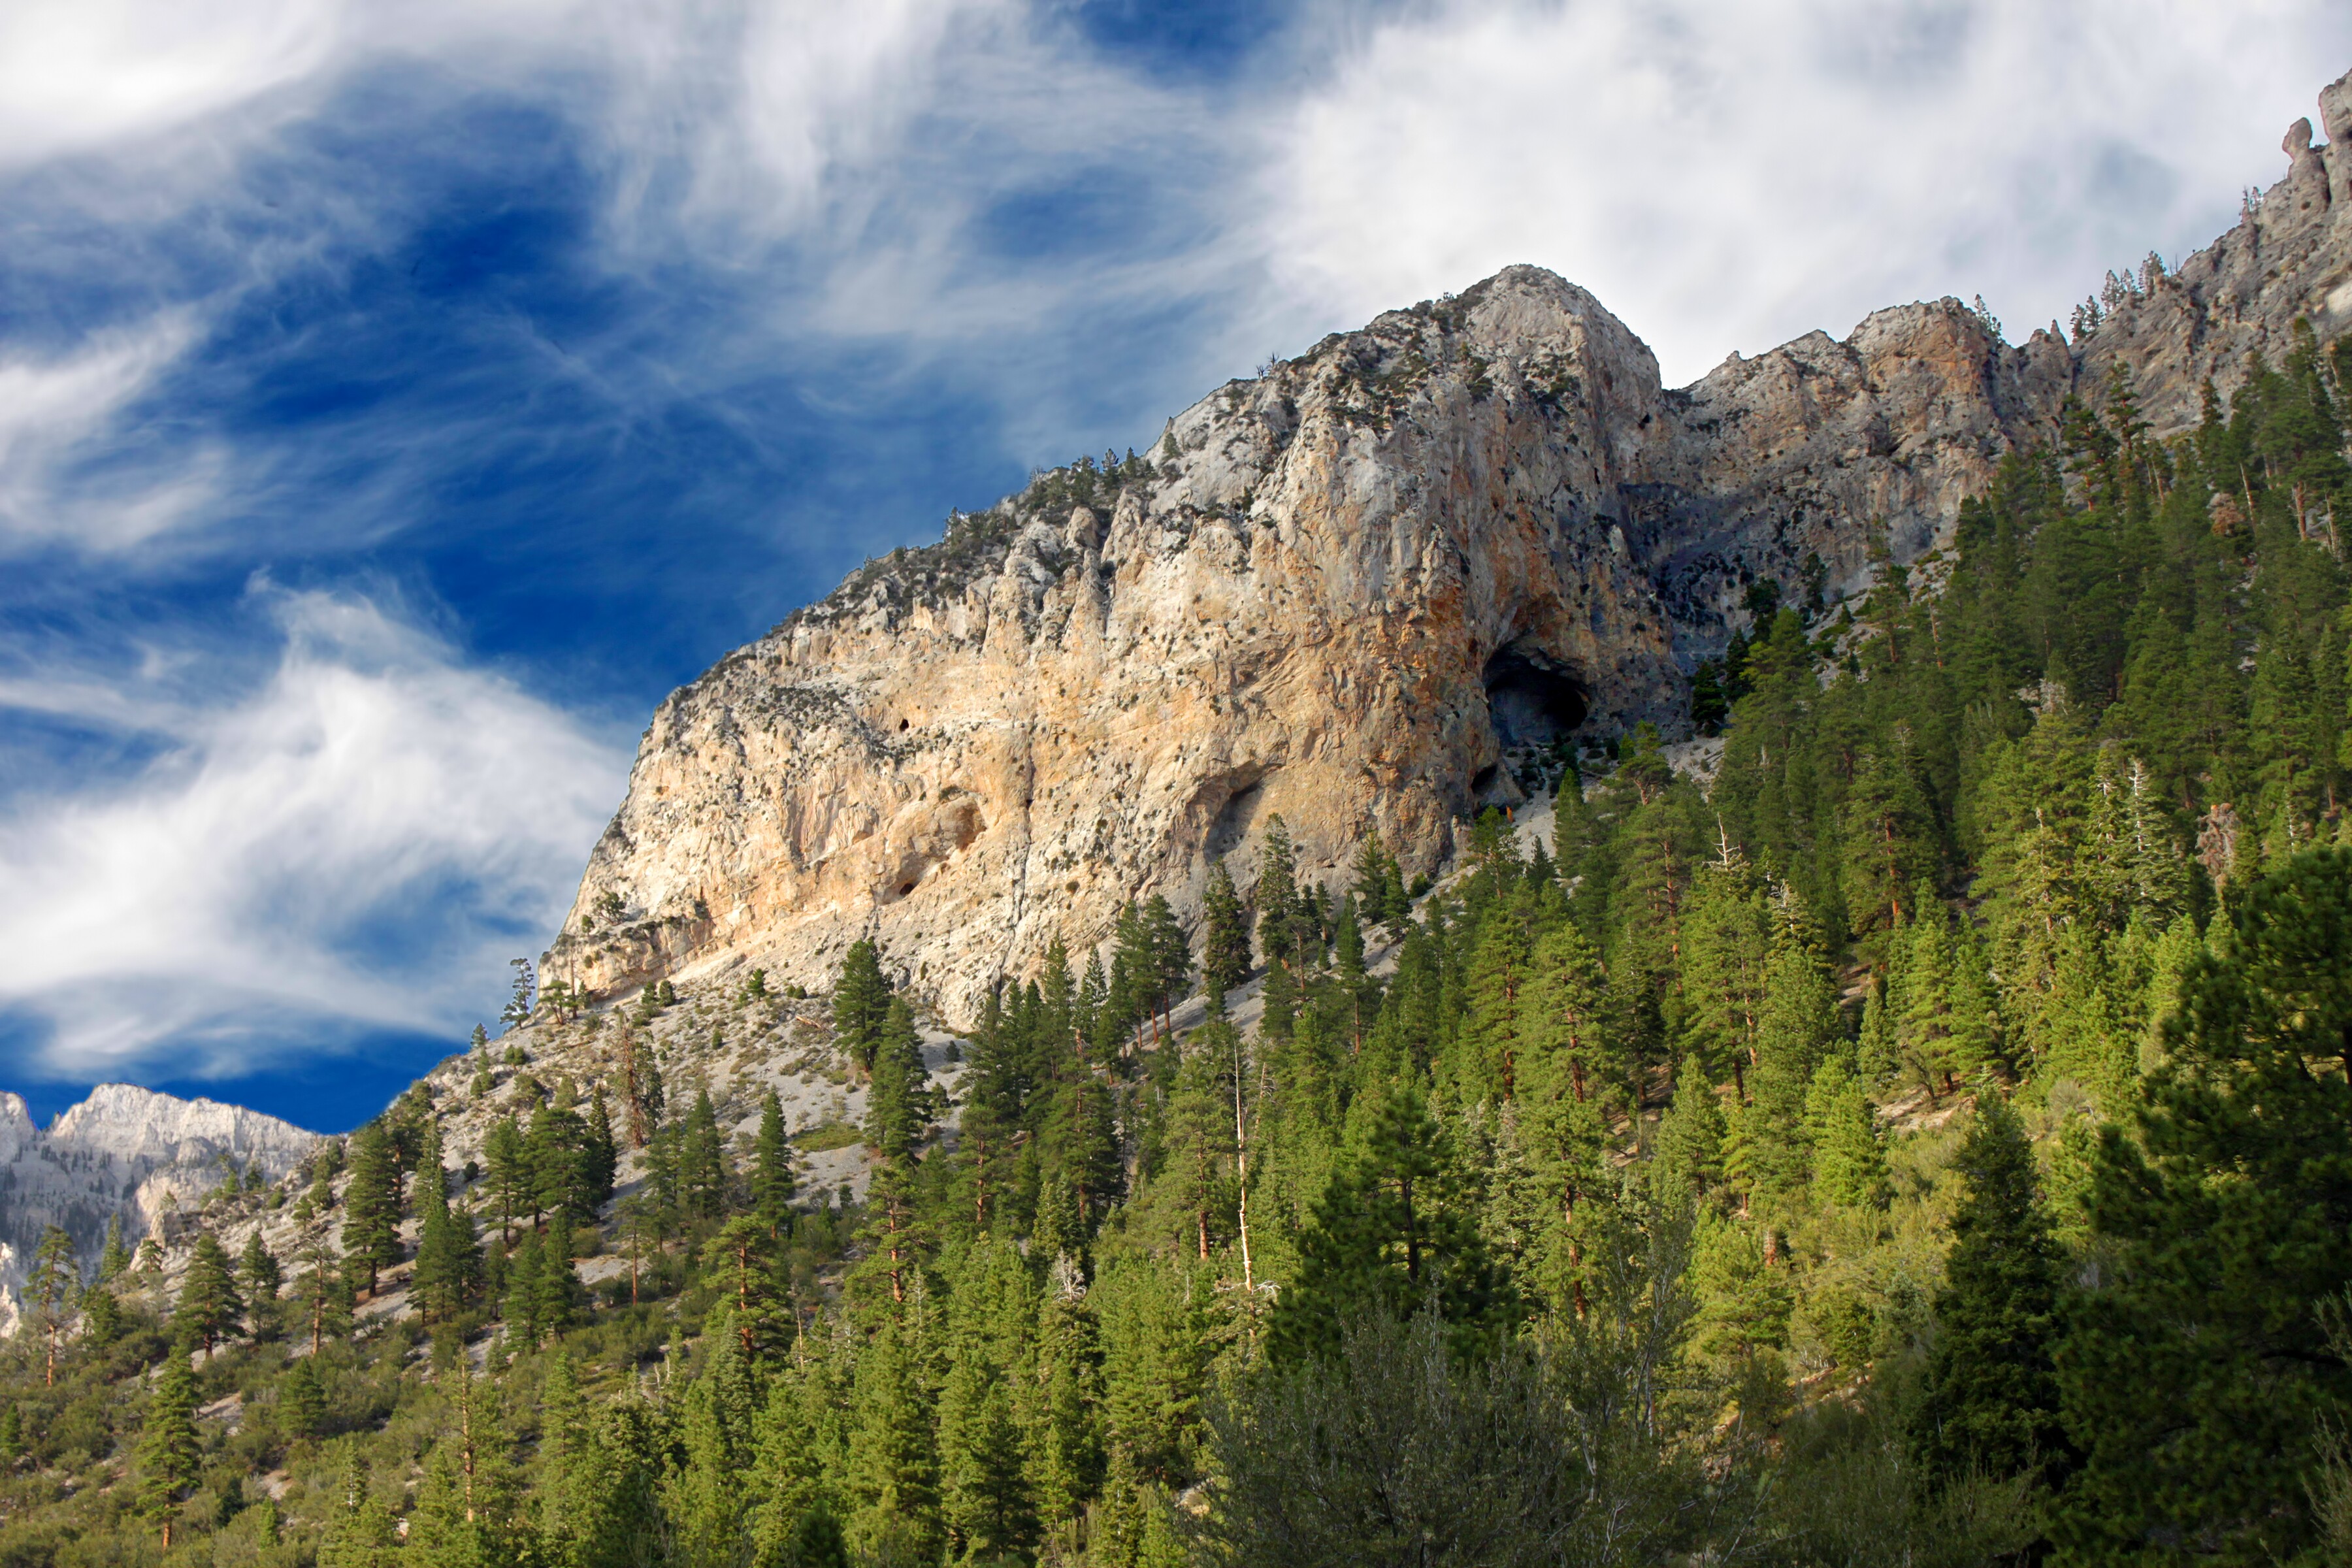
[3,0,2348,1133]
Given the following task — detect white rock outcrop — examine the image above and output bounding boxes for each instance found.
[544,73,2352,1030]
[0,1086,317,1330]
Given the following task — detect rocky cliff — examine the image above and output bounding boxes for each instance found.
[544,69,2352,1030]
[0,1085,317,1330]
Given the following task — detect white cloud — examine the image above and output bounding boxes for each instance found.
[0,0,339,169]
[1254,0,2352,384]
[0,591,627,1081]
[0,314,218,549]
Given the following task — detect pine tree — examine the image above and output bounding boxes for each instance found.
[1258,951,1299,1044]
[1912,1090,2066,1493]
[533,1208,589,1341]
[173,1232,244,1356]
[1523,915,1612,1109]
[1350,838,1392,926]
[668,1324,756,1568]
[1165,1021,1238,1259]
[1725,891,1841,1205]
[540,1366,666,1568]
[1107,899,1151,1053]
[1838,724,1940,935]
[1034,1266,1107,1535]
[682,1089,730,1218]
[865,996,935,1162]
[1047,1070,1126,1235]
[1895,896,1959,1095]
[483,1115,529,1245]
[1333,894,1373,1053]
[2056,847,2352,1562]
[97,1215,130,1283]
[1856,973,1898,1086]
[78,1284,122,1350]
[938,1347,1039,1561]
[1690,1211,1795,1360]
[528,1099,591,1225]
[1203,858,1252,996]
[504,1228,548,1342]
[834,939,895,1075]
[1652,1054,1728,1209]
[1145,893,1192,1036]
[502,956,536,1028]
[1679,839,1772,1094]
[1803,1058,1889,1209]
[414,1124,483,1323]
[318,1443,399,1567]
[1268,1082,1517,1364]
[295,1236,351,1356]
[25,1225,76,1388]
[702,1218,791,1362]
[340,1119,404,1296]
[753,1088,796,1239]
[845,1317,944,1563]
[1462,917,1533,1101]
[238,1228,283,1335]
[1255,816,1300,969]
[306,1138,343,1214]
[137,1347,202,1547]
[280,1353,325,1439]
[583,1084,619,1203]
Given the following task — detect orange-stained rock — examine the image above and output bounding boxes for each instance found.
[543,78,2352,1025]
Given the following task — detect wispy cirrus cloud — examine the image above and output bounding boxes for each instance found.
[0,588,626,1083]
[0,312,219,549]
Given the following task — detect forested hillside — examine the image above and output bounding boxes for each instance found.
[3,337,2351,1567]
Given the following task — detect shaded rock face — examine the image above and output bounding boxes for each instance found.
[0,1086,317,1331]
[549,72,2352,1026]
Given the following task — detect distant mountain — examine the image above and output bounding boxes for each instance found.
[0,1085,318,1331]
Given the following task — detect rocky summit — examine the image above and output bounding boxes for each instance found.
[544,71,2352,1030]
[0,1087,316,1331]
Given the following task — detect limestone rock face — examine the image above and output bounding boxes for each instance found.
[546,75,2351,1028]
[0,1086,317,1332]
[2071,65,2352,437]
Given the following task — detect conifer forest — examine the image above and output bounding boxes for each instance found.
[7,340,2352,1568]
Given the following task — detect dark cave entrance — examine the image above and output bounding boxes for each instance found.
[1482,645,1588,749]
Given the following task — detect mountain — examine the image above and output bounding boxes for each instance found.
[0,1086,317,1330]
[542,71,2352,1028]
[3,62,2351,1568]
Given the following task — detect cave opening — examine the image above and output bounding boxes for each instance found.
[1482,645,1588,749]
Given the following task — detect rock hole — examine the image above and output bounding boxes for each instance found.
[898,881,917,897]
[1482,644,1588,748]
[898,718,909,731]
[1205,778,1267,863]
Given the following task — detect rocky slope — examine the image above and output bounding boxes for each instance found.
[112,987,962,1331]
[0,1086,316,1330]
[544,69,2352,1030]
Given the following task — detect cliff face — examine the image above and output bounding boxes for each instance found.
[0,1086,317,1330]
[2075,72,2352,438]
[546,72,2352,1026]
